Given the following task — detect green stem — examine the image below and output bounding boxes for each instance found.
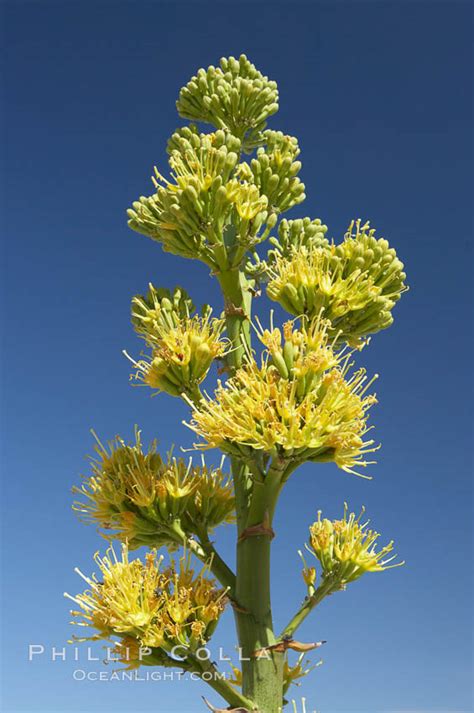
[195,527,237,596]
[170,521,236,595]
[189,656,255,710]
[279,577,337,640]
[217,267,252,372]
[219,262,284,712]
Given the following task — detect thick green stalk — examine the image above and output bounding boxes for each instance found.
[218,269,283,713]
[217,267,252,371]
[233,478,284,713]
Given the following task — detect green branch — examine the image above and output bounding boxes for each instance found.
[193,527,237,595]
[279,577,338,641]
[188,655,255,710]
[170,520,236,595]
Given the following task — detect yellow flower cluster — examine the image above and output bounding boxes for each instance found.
[186,318,378,475]
[127,128,274,270]
[308,504,403,584]
[65,545,227,661]
[128,284,228,398]
[130,314,227,398]
[73,429,235,549]
[267,220,407,346]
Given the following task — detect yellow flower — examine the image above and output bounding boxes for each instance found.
[73,429,235,549]
[267,220,407,346]
[127,124,273,269]
[127,312,228,398]
[65,545,227,660]
[283,654,319,696]
[308,503,404,584]
[186,318,378,476]
[226,179,269,221]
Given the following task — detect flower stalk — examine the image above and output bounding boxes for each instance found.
[68,54,408,713]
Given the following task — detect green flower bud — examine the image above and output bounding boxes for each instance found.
[176,55,279,147]
[236,131,305,215]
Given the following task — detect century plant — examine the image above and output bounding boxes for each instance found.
[66,55,408,712]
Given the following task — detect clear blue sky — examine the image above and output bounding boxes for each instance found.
[1,2,472,712]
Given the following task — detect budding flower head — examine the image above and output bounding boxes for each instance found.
[65,545,227,659]
[271,217,329,257]
[307,503,404,585]
[127,313,228,398]
[176,55,279,147]
[127,124,273,270]
[186,318,378,476]
[127,130,239,268]
[73,429,235,549]
[126,284,229,398]
[245,217,328,280]
[131,284,195,343]
[236,131,305,215]
[267,220,408,347]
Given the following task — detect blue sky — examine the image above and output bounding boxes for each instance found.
[1,1,472,712]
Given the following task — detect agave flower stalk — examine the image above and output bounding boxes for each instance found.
[69,54,408,713]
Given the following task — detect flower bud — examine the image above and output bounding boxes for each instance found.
[176,55,279,147]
